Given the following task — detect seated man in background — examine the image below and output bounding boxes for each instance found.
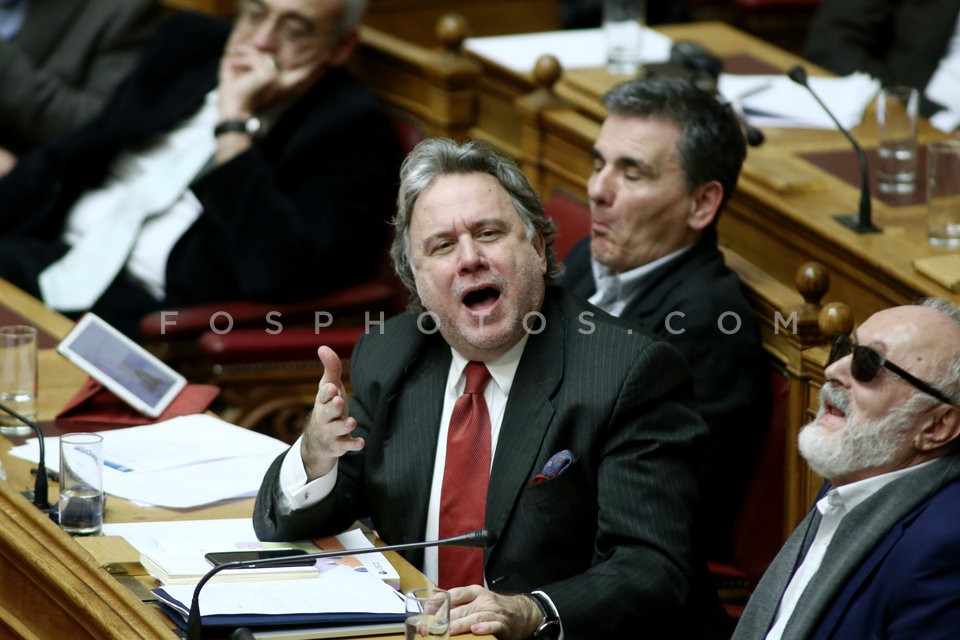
[804,0,960,131]
[0,0,401,340]
[0,0,165,175]
[562,76,769,562]
[734,297,960,639]
[255,138,730,639]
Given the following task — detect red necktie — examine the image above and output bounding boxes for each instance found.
[438,361,492,588]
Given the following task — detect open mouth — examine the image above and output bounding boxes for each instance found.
[462,286,501,314]
[824,400,847,418]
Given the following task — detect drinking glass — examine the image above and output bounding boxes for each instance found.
[405,587,450,640]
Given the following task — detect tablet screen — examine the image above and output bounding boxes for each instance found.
[57,313,187,417]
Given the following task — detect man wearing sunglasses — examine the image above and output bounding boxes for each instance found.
[733,297,960,640]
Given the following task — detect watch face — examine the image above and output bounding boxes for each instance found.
[245,117,262,135]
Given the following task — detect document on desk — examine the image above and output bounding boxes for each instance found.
[9,414,289,508]
[103,519,400,588]
[465,27,672,73]
[718,72,880,130]
[154,565,406,632]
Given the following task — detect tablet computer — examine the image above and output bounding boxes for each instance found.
[57,313,187,418]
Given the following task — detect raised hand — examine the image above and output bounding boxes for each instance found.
[300,346,365,480]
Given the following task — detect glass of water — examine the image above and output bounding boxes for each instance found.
[59,432,104,536]
[0,325,38,436]
[876,85,919,194]
[405,587,450,640]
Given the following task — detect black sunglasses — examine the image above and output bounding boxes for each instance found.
[829,334,958,407]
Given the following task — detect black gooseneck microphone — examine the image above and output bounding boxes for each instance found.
[186,528,498,640]
[0,401,51,510]
[787,64,881,233]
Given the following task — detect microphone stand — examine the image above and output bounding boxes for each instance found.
[787,65,881,234]
[0,401,51,510]
[185,529,496,640]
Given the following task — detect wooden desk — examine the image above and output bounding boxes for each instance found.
[0,279,487,640]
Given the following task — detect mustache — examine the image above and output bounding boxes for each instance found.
[820,381,850,415]
[452,275,507,300]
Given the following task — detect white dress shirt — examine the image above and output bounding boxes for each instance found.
[926,14,960,132]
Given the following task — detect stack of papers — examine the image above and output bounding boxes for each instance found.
[9,414,289,508]
[154,565,406,633]
[103,519,400,588]
[718,72,880,130]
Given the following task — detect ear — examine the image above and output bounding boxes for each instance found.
[533,233,547,275]
[327,28,359,68]
[915,405,960,451]
[687,181,723,232]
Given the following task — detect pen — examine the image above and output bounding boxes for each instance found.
[30,467,60,483]
[734,81,773,102]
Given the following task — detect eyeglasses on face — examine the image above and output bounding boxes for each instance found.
[236,0,330,48]
[828,334,958,407]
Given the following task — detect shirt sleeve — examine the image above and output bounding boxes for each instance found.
[276,435,339,513]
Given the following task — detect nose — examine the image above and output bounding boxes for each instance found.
[588,167,613,207]
[457,238,487,273]
[251,20,281,51]
[824,352,853,387]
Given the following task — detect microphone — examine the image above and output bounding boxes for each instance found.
[787,65,881,233]
[0,401,51,510]
[186,528,498,640]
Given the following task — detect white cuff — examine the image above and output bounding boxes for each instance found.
[277,435,338,513]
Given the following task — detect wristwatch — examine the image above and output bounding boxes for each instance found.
[214,116,262,138]
[523,592,560,640]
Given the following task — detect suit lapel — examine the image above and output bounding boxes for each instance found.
[381,337,449,547]
[733,509,820,639]
[485,294,564,546]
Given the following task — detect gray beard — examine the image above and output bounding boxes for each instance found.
[798,382,923,481]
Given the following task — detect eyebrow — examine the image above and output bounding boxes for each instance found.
[591,147,656,176]
[419,217,509,250]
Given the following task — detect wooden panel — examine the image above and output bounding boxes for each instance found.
[365,0,560,46]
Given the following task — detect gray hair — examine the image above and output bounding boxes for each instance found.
[602,76,746,217]
[390,138,559,309]
[918,297,960,407]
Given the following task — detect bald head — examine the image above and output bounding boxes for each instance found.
[859,303,960,387]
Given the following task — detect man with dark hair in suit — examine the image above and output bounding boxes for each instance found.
[734,297,960,639]
[255,137,730,639]
[0,0,400,339]
[562,76,768,563]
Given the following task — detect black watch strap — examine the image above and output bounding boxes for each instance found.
[214,116,261,138]
[524,592,560,640]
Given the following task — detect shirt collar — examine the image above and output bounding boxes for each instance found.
[590,243,694,302]
[822,459,938,515]
[449,332,529,397]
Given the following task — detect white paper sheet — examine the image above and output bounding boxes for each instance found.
[465,27,672,73]
[10,415,289,508]
[157,565,405,618]
[718,72,880,130]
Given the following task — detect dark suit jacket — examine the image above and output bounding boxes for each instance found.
[804,0,960,117]
[734,455,960,640]
[255,287,729,639]
[562,230,769,561]
[0,0,164,151]
[0,12,401,310]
